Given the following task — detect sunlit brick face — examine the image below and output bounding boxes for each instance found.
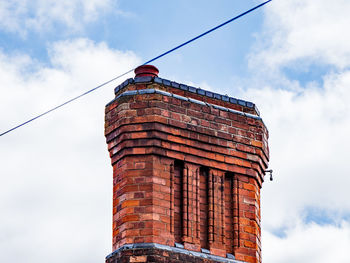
[105,66,269,263]
[173,160,183,244]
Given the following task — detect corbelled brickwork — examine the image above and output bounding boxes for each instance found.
[105,65,269,263]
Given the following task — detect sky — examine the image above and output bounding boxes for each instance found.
[1,0,350,262]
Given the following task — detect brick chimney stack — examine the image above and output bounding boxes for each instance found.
[104,66,269,263]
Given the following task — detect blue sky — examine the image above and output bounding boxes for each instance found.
[1,1,350,262]
[0,0,265,90]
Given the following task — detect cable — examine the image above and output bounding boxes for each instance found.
[144,0,272,65]
[0,0,272,137]
[0,69,134,137]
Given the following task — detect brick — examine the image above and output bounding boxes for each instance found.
[122,214,140,222]
[251,140,263,148]
[183,242,201,252]
[129,256,147,262]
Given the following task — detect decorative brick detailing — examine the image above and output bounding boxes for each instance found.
[105,68,269,263]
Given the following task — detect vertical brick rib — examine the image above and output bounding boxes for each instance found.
[186,165,190,238]
[224,173,234,254]
[190,167,194,239]
[235,175,240,248]
[170,163,174,235]
[213,171,217,244]
[213,171,224,245]
[221,175,225,244]
[213,171,217,243]
[200,167,209,249]
[196,168,200,240]
[183,165,189,238]
[174,161,183,244]
[208,170,214,244]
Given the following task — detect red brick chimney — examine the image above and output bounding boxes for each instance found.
[104,65,269,263]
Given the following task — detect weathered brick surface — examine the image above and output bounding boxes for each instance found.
[105,75,269,263]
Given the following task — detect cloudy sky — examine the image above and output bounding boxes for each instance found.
[1,0,350,262]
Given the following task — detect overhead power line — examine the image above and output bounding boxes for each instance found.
[0,0,272,137]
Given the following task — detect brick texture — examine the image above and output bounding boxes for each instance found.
[105,75,269,263]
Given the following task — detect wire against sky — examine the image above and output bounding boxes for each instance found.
[0,0,272,137]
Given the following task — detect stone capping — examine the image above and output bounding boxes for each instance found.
[105,243,245,263]
[107,88,263,122]
[113,76,260,116]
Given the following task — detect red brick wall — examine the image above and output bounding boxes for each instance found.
[105,79,269,263]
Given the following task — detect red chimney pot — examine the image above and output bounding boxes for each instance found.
[134,65,159,78]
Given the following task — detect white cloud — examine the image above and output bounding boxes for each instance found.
[250,0,350,71]
[242,70,350,231]
[263,221,350,263]
[0,38,140,263]
[231,0,350,260]
[0,0,119,36]
[2,1,350,262]
[236,0,350,230]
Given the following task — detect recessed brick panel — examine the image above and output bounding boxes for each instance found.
[173,161,183,244]
[224,173,234,254]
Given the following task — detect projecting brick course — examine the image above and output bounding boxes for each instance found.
[105,67,269,263]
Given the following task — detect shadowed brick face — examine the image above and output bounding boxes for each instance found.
[200,167,209,249]
[104,66,269,263]
[224,173,234,254]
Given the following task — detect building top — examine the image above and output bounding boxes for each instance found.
[113,65,260,117]
[104,64,270,262]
